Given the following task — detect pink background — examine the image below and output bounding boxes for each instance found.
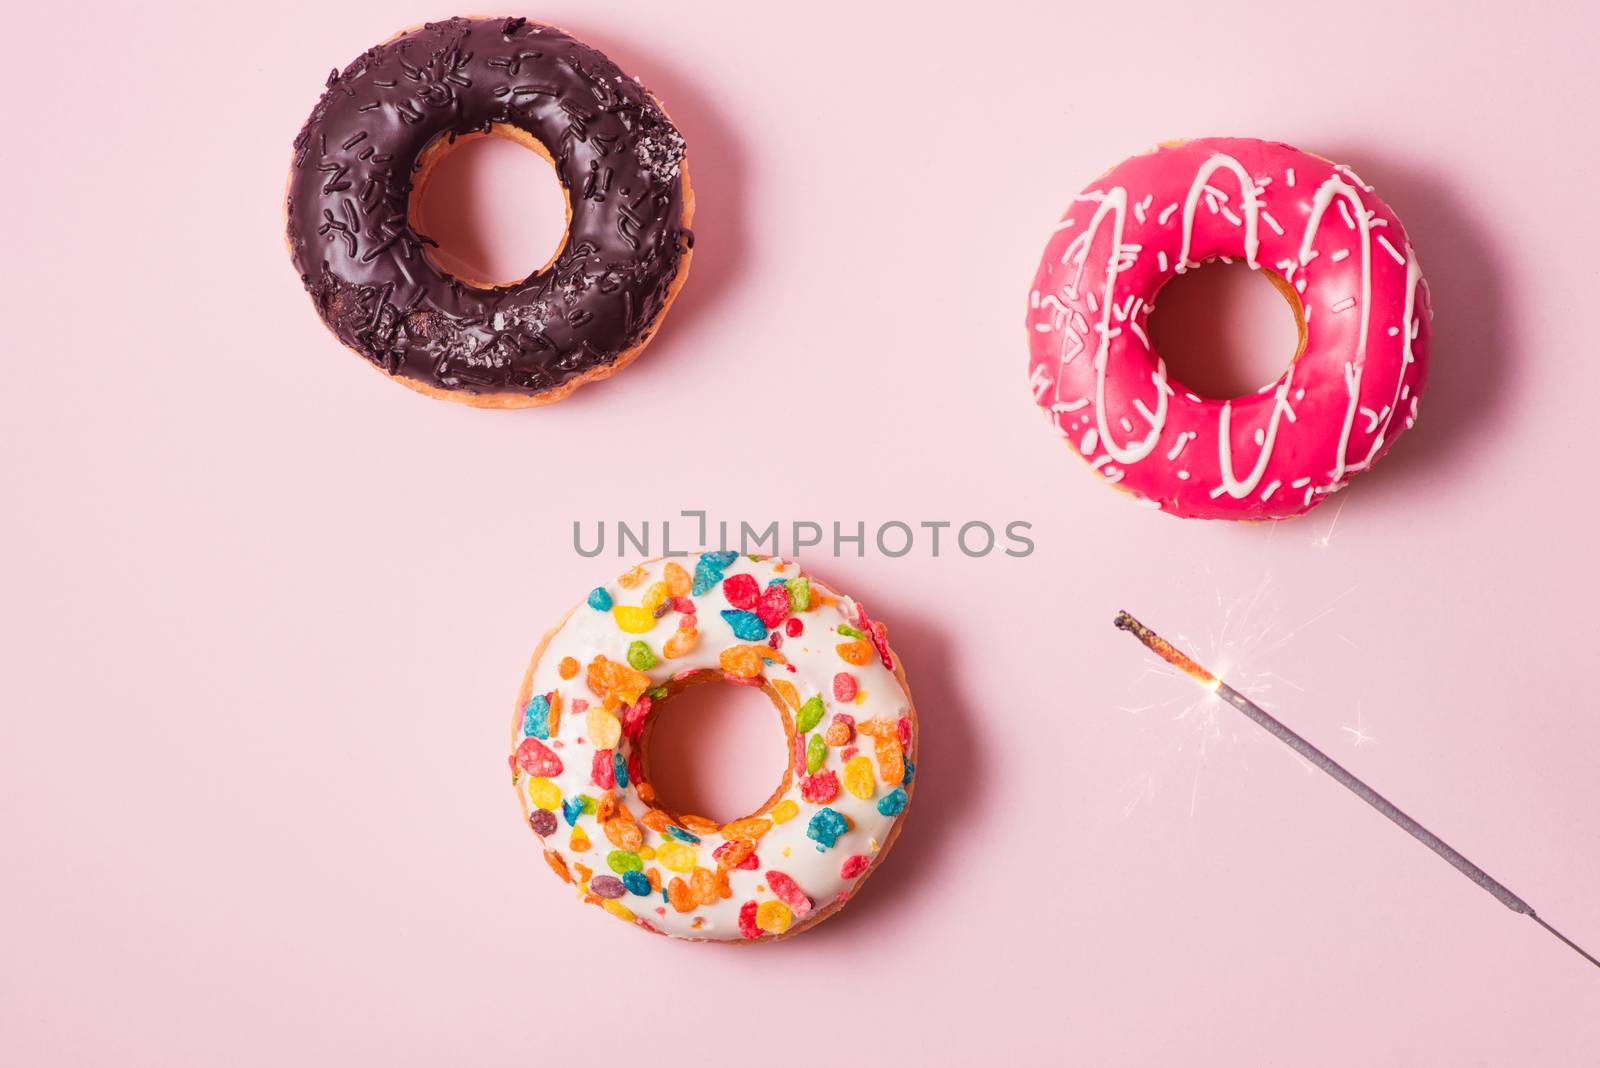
[6,1,1599,1062]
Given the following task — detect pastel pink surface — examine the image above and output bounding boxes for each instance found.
[5,3,1600,1065]
[1027,137,1430,519]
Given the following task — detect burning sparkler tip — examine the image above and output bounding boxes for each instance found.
[1113,609,1220,689]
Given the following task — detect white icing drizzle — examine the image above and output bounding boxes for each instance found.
[1178,154,1261,271]
[1062,189,1171,464]
[1206,170,1388,499]
[1357,249,1424,469]
[1301,175,1375,483]
[1215,375,1296,498]
[1028,362,1053,400]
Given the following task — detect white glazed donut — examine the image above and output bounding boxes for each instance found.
[511,552,917,941]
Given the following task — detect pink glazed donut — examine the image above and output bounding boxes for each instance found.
[1025,138,1431,520]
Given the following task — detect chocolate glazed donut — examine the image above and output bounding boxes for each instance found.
[286,17,694,406]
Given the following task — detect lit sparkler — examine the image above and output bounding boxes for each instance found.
[1114,610,1599,972]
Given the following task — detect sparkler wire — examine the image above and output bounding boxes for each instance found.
[1114,611,1599,972]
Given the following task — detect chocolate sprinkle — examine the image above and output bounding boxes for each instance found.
[285,17,691,398]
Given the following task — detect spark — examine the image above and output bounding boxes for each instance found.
[1311,492,1351,548]
[1340,702,1376,747]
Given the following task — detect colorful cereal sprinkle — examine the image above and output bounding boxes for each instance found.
[755,900,794,934]
[765,871,812,918]
[642,582,671,614]
[876,788,908,816]
[796,695,825,733]
[603,815,643,851]
[663,627,699,658]
[690,867,723,905]
[586,655,650,706]
[721,817,773,841]
[720,609,768,641]
[738,900,762,939]
[718,643,782,678]
[585,705,621,750]
[527,777,561,810]
[806,733,827,774]
[691,550,739,596]
[714,840,760,870]
[657,841,696,873]
[515,737,563,777]
[806,808,849,849]
[607,850,643,874]
[612,605,655,634]
[591,749,615,790]
[591,875,627,899]
[824,713,855,747]
[663,562,692,596]
[770,679,800,711]
[723,572,759,608]
[522,693,552,739]
[626,640,658,671]
[842,755,876,800]
[562,797,586,827]
[600,899,635,922]
[621,698,651,740]
[800,770,839,804]
[836,640,872,666]
[756,584,790,627]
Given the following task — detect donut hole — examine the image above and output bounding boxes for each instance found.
[1147,258,1306,400]
[409,126,570,288]
[639,674,791,826]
